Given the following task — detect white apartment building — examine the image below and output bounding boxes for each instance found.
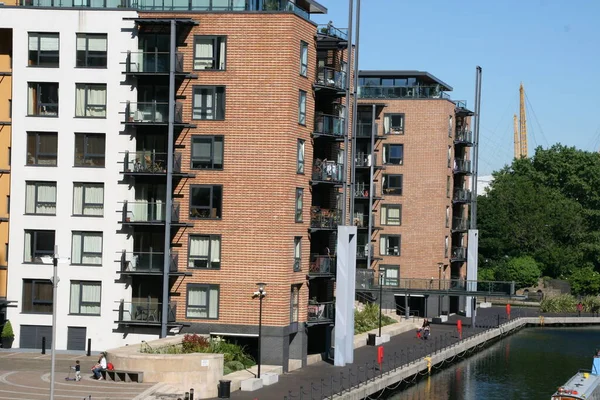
[1,7,161,350]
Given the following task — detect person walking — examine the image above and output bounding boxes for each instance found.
[577,302,583,317]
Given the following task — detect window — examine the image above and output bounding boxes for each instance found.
[75,84,106,118]
[300,41,308,76]
[380,204,401,226]
[28,33,59,67]
[27,82,58,116]
[186,284,219,319]
[448,115,453,137]
[297,139,305,174]
[76,33,107,68]
[382,174,403,195]
[380,235,401,256]
[445,206,450,228]
[446,176,451,198]
[379,265,399,286]
[290,285,300,323]
[298,90,306,125]
[73,183,104,216]
[383,144,403,165]
[192,86,225,120]
[190,185,222,219]
[25,181,56,215]
[27,132,57,166]
[294,237,301,272]
[191,136,223,169]
[445,236,449,258]
[383,113,404,134]
[295,188,303,222]
[71,232,103,265]
[74,133,105,167]
[69,281,101,315]
[22,279,53,314]
[188,235,221,269]
[447,146,452,168]
[193,36,226,70]
[24,230,55,263]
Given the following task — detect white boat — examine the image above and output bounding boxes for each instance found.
[551,354,600,400]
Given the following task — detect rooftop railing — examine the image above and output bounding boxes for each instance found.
[358,85,450,100]
[317,24,349,41]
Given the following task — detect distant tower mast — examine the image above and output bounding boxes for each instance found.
[519,82,528,158]
[513,114,519,159]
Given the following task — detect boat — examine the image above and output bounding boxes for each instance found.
[551,352,600,399]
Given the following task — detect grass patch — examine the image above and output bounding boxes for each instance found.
[354,303,396,334]
[540,294,600,313]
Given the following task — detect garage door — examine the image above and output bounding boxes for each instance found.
[20,325,52,349]
[67,327,86,351]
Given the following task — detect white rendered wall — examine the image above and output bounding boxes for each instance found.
[1,8,159,350]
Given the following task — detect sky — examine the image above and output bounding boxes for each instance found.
[311,0,600,176]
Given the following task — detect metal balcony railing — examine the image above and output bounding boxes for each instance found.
[124,101,184,124]
[120,201,180,224]
[451,246,467,261]
[124,51,184,74]
[117,299,177,324]
[453,159,472,174]
[355,182,376,199]
[455,129,473,143]
[356,244,374,259]
[307,301,335,324]
[316,66,346,91]
[122,151,182,174]
[312,160,343,183]
[452,217,469,231]
[119,250,179,274]
[309,254,335,275]
[314,114,344,137]
[358,85,450,100]
[310,207,340,230]
[356,122,374,137]
[355,152,376,168]
[453,188,472,203]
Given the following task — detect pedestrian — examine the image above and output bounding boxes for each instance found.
[577,302,583,317]
[91,351,107,380]
[73,360,81,381]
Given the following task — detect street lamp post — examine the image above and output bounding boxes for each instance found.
[438,262,444,316]
[254,283,267,379]
[378,272,383,337]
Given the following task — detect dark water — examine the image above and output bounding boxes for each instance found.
[385,326,600,400]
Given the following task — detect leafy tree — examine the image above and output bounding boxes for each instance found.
[568,265,600,296]
[495,256,541,288]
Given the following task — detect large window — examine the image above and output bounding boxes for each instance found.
[446,176,451,198]
[193,36,226,70]
[75,84,106,118]
[383,113,404,134]
[74,133,105,167]
[27,132,57,166]
[188,235,221,269]
[71,232,103,266]
[24,230,55,263]
[382,174,403,195]
[28,33,59,67]
[379,265,399,286]
[300,41,308,76]
[27,82,59,116]
[76,33,107,68]
[380,235,401,256]
[192,86,225,120]
[298,90,306,125]
[189,185,222,219]
[25,181,56,215]
[69,281,101,315]
[295,188,303,222]
[73,183,104,216]
[22,279,53,314]
[380,204,401,226]
[186,284,219,319]
[297,139,305,174]
[290,285,300,323]
[191,136,223,169]
[294,237,301,272]
[383,144,404,165]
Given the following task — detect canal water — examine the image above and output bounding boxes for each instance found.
[384,326,600,400]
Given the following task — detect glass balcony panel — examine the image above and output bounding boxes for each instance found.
[307,301,335,323]
[314,114,344,137]
[120,201,180,223]
[310,207,340,229]
[358,85,450,100]
[316,67,346,90]
[312,160,343,183]
[117,300,177,323]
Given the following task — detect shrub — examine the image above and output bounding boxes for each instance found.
[540,293,578,313]
[225,361,245,372]
[1,321,14,339]
[182,334,210,353]
[354,303,395,334]
[223,366,233,375]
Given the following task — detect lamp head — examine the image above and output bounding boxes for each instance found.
[256,282,266,293]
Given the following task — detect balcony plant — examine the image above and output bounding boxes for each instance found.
[1,320,14,349]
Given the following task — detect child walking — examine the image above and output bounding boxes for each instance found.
[73,360,81,381]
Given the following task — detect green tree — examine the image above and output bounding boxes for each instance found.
[495,256,541,288]
[568,265,600,296]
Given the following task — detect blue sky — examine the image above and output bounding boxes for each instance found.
[312,0,600,175]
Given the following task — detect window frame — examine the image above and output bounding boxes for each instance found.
[186,283,219,320]
[69,280,102,316]
[383,113,405,135]
[22,279,53,314]
[76,33,108,68]
[190,135,224,170]
[193,35,227,71]
[28,32,59,67]
[380,204,402,226]
[72,182,104,217]
[445,236,449,258]
[74,132,106,167]
[298,90,307,125]
[192,86,226,120]
[75,83,107,118]
[294,236,301,272]
[25,181,57,216]
[70,231,103,266]
[446,176,451,198]
[290,285,300,324]
[189,184,223,219]
[23,229,55,264]
[445,206,450,228]
[26,132,58,166]
[380,234,401,256]
[383,144,404,165]
[297,139,305,174]
[382,174,403,195]
[379,265,400,286]
[295,188,303,222]
[187,234,222,269]
[300,41,308,77]
[27,82,59,117]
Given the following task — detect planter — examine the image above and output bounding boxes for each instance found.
[1,337,14,349]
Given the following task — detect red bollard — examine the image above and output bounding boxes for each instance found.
[457,320,463,340]
[506,304,511,321]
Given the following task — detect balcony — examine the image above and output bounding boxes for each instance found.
[307,301,335,325]
[354,214,378,231]
[453,159,472,174]
[119,250,187,275]
[356,122,385,140]
[452,217,469,232]
[355,153,380,169]
[124,51,195,78]
[124,101,192,127]
[453,188,472,203]
[311,160,343,185]
[313,114,345,139]
[354,182,380,200]
[455,129,473,145]
[451,246,467,262]
[119,201,188,226]
[116,299,177,326]
[308,254,335,277]
[122,151,191,177]
[356,244,374,259]
[310,207,339,231]
[316,24,349,41]
[315,66,346,93]
[358,85,450,100]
